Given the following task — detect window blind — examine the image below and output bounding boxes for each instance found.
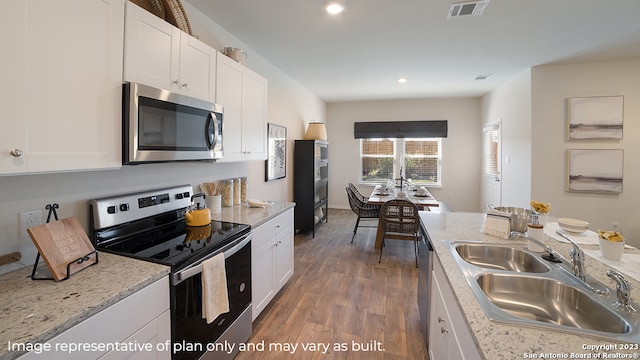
[354,120,447,139]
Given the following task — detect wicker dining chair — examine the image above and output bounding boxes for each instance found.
[345,185,381,243]
[378,199,420,267]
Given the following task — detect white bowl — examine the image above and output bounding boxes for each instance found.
[557,218,589,234]
[599,237,625,261]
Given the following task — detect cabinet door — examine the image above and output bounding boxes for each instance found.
[241,69,268,160]
[124,1,180,92]
[178,32,216,101]
[429,256,481,360]
[429,273,460,360]
[252,232,276,321]
[0,0,27,174]
[275,223,294,287]
[216,54,244,162]
[14,0,124,174]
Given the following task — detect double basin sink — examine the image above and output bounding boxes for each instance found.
[447,241,640,341]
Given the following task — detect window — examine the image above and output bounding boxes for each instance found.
[360,138,442,186]
[361,139,395,183]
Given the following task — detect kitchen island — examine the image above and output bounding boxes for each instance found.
[420,211,640,359]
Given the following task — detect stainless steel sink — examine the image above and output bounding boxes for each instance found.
[476,273,631,334]
[445,240,640,341]
[455,243,549,273]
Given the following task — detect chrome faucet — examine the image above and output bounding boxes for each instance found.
[554,230,586,282]
[513,231,609,296]
[607,270,636,313]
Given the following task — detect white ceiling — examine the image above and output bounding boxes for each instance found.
[185,0,640,102]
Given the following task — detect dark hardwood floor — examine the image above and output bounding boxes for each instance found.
[235,209,430,360]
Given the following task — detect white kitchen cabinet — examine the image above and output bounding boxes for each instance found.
[216,53,268,162]
[18,277,170,360]
[251,208,294,321]
[124,1,216,101]
[0,0,124,175]
[429,255,481,360]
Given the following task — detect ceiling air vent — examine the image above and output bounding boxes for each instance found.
[448,0,490,18]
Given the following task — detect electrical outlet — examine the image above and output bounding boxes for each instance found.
[19,210,43,238]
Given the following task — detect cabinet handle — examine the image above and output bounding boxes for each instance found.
[182,82,189,88]
[9,149,23,157]
[440,327,448,334]
[438,317,445,323]
[173,79,180,85]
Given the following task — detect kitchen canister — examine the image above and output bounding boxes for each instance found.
[527,223,545,252]
[206,194,222,214]
[240,176,248,203]
[221,179,234,207]
[233,178,242,205]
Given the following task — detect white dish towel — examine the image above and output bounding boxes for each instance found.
[201,253,230,324]
[481,211,511,239]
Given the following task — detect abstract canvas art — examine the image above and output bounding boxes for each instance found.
[567,96,623,140]
[567,149,623,193]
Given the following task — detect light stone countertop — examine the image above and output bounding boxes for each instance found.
[0,252,170,360]
[212,201,295,228]
[420,211,640,360]
[0,202,294,360]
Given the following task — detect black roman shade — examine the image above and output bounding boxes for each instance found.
[354,120,448,139]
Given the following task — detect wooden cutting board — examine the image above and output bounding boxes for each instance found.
[27,217,97,281]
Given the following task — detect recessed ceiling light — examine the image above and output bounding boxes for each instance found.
[325,1,345,14]
[397,77,408,84]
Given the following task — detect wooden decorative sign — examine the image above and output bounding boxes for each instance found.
[27,217,97,281]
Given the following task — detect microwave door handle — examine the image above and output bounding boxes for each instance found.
[205,112,219,150]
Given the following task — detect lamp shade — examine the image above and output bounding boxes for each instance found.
[304,122,327,141]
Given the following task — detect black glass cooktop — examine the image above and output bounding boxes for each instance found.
[94,215,250,269]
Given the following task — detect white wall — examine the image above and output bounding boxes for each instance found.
[531,59,640,247]
[326,98,482,212]
[481,70,532,208]
[0,4,325,274]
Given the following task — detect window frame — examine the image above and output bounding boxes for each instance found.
[359,137,442,187]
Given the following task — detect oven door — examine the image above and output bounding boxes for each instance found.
[171,233,252,360]
[123,82,223,164]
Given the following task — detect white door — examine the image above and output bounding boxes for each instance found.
[483,122,502,210]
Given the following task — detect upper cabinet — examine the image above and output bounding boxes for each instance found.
[0,0,125,175]
[216,53,268,162]
[123,2,216,102]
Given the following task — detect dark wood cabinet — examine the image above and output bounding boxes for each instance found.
[294,140,328,237]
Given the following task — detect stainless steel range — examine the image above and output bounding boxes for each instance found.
[89,185,252,360]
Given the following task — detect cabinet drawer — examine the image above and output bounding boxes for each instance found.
[252,209,293,248]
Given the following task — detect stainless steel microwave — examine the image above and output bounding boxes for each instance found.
[123,82,223,164]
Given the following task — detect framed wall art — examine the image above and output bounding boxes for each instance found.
[566,96,623,140]
[567,149,623,193]
[265,123,287,181]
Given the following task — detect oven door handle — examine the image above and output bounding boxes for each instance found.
[172,232,252,285]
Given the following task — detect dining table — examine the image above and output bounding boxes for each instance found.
[368,186,439,248]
